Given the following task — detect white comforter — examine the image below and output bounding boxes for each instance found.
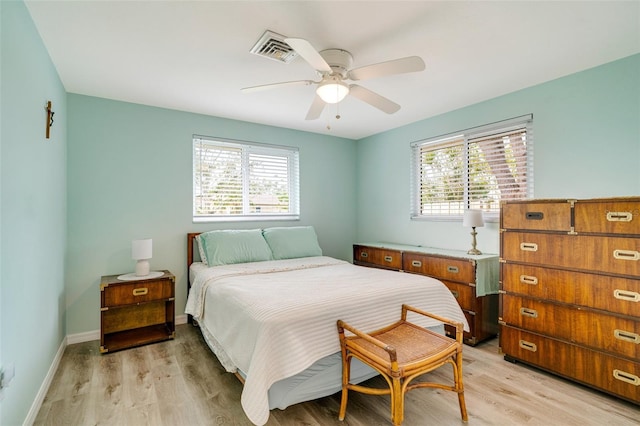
[185,256,468,425]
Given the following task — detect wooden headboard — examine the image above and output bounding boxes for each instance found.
[187,232,202,272]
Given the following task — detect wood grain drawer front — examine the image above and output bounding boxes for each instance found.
[501,263,575,303]
[501,296,573,341]
[574,200,640,235]
[502,263,640,317]
[353,246,402,270]
[103,279,173,307]
[102,302,168,334]
[500,326,574,376]
[403,252,475,284]
[501,326,640,403]
[440,280,475,311]
[501,232,640,276]
[573,348,640,403]
[501,201,572,232]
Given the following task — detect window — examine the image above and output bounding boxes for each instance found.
[410,115,533,221]
[193,136,300,222]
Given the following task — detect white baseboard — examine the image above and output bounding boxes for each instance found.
[23,337,66,426]
[24,314,189,425]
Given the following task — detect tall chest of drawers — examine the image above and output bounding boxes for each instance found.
[354,243,499,346]
[499,197,640,404]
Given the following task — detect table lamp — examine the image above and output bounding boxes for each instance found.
[132,238,153,276]
[462,209,484,255]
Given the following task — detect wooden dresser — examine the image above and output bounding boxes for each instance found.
[354,243,499,346]
[500,197,640,404]
[100,271,176,353]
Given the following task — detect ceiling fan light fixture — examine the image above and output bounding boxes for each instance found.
[316,80,349,104]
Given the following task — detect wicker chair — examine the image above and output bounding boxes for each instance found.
[337,304,468,425]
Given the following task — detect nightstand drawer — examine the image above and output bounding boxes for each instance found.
[102,277,173,307]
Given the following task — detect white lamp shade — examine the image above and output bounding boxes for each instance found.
[316,81,349,104]
[132,239,152,260]
[462,209,484,228]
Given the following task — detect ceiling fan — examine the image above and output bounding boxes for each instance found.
[241,38,426,120]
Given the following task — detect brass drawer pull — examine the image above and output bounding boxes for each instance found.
[450,290,459,299]
[614,329,640,344]
[360,252,368,258]
[519,275,538,285]
[133,288,148,296]
[614,289,640,302]
[520,242,538,252]
[606,211,633,222]
[519,307,538,318]
[384,255,393,262]
[613,249,640,261]
[613,369,640,386]
[447,265,459,273]
[411,260,422,267]
[519,340,537,352]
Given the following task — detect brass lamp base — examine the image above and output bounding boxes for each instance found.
[467,227,482,255]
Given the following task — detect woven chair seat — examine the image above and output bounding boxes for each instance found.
[337,304,468,425]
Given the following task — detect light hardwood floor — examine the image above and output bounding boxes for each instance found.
[34,324,639,425]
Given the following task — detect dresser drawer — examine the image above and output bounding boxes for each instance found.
[574,199,640,236]
[501,263,575,303]
[353,245,402,270]
[501,326,640,403]
[102,277,174,307]
[501,232,640,276]
[502,263,640,317]
[440,280,475,311]
[501,201,572,232]
[403,252,475,284]
[501,295,573,342]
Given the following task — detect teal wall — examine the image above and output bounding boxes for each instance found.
[356,54,640,255]
[1,1,68,424]
[2,0,639,423]
[66,95,357,335]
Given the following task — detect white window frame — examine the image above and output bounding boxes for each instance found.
[410,115,533,222]
[193,135,300,222]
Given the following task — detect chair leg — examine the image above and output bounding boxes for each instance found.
[455,353,468,422]
[338,354,351,421]
[390,377,404,426]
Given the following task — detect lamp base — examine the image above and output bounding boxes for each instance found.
[467,248,483,255]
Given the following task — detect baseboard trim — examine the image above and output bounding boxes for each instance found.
[24,314,189,424]
[23,336,66,426]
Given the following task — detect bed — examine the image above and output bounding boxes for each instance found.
[184,227,468,425]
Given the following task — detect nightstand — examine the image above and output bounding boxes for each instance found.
[100,270,175,353]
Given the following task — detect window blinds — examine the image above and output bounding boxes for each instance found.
[411,115,533,220]
[193,136,300,221]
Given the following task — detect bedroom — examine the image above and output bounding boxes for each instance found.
[1,1,639,425]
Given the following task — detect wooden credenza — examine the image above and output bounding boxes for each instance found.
[500,197,640,404]
[354,243,499,346]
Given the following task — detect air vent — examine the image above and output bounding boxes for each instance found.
[250,30,298,63]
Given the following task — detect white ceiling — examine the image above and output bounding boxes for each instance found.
[25,1,640,140]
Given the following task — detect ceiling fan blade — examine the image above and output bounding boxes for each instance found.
[349,84,400,114]
[305,94,325,120]
[241,80,315,93]
[348,56,425,81]
[285,38,332,73]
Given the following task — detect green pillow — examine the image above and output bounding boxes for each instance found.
[197,229,273,266]
[262,226,322,260]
